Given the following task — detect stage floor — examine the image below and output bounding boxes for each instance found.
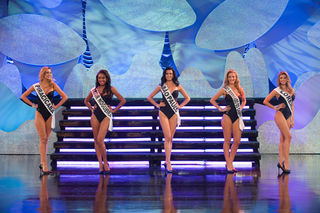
[0,155,320,212]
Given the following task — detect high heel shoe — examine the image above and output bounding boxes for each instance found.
[225,165,235,173]
[40,166,52,176]
[104,163,110,175]
[282,162,291,174]
[163,163,167,169]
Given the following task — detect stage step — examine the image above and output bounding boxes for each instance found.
[51,98,261,168]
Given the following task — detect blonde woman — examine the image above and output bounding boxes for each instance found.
[210,69,246,173]
[21,66,68,175]
[263,71,295,173]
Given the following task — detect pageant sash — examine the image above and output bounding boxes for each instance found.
[275,87,293,116]
[224,86,245,131]
[160,83,181,126]
[33,83,55,129]
[91,87,113,131]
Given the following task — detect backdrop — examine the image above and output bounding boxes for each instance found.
[0,0,320,153]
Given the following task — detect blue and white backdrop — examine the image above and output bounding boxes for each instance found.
[0,0,320,154]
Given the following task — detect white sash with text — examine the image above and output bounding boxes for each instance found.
[160,83,181,126]
[224,86,245,131]
[91,87,113,131]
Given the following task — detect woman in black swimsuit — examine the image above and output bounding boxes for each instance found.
[263,71,295,173]
[147,67,190,173]
[84,69,126,174]
[21,66,68,175]
[210,69,246,173]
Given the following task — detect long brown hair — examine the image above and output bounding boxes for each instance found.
[277,71,293,93]
[39,66,54,87]
[95,69,112,95]
[223,69,243,96]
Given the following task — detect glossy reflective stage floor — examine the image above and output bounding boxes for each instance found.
[1,155,320,212]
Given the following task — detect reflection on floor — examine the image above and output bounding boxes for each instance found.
[0,155,320,212]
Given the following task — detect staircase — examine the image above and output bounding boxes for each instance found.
[50,98,261,169]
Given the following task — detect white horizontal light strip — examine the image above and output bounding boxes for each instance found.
[114,116,153,120]
[162,149,253,153]
[107,149,150,152]
[62,138,152,142]
[205,138,249,142]
[172,138,204,142]
[57,161,150,168]
[181,116,205,120]
[205,149,253,152]
[120,106,154,110]
[65,127,153,131]
[110,138,151,142]
[60,149,150,152]
[166,161,252,168]
[68,116,90,120]
[169,149,205,153]
[181,106,205,110]
[70,106,89,109]
[63,138,95,142]
[204,116,223,120]
[113,127,152,130]
[61,149,96,152]
[65,127,92,130]
[176,126,203,130]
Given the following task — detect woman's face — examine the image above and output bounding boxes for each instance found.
[279,74,288,85]
[227,72,236,85]
[165,69,174,81]
[98,73,107,86]
[44,69,52,80]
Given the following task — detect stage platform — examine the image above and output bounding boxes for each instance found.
[0,154,319,212]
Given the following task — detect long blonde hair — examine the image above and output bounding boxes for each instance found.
[39,66,54,87]
[223,69,243,96]
[277,71,293,93]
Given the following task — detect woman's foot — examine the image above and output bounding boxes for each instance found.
[104,162,110,174]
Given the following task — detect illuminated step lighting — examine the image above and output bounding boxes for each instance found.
[70,106,88,109]
[113,127,152,130]
[68,116,90,120]
[65,127,92,130]
[60,149,151,152]
[114,116,153,120]
[165,161,252,168]
[57,161,150,168]
[61,149,96,152]
[176,126,203,130]
[120,106,154,110]
[67,116,154,120]
[163,149,253,153]
[107,149,150,152]
[204,126,222,130]
[204,116,223,120]
[62,138,152,142]
[204,149,253,152]
[172,138,204,142]
[181,116,206,120]
[205,138,249,142]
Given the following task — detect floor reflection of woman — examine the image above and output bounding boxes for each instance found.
[278,174,292,213]
[94,175,109,213]
[221,174,240,213]
[162,173,177,213]
[38,175,52,213]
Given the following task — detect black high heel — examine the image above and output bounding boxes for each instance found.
[163,163,167,169]
[282,162,291,174]
[104,163,110,175]
[225,165,235,173]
